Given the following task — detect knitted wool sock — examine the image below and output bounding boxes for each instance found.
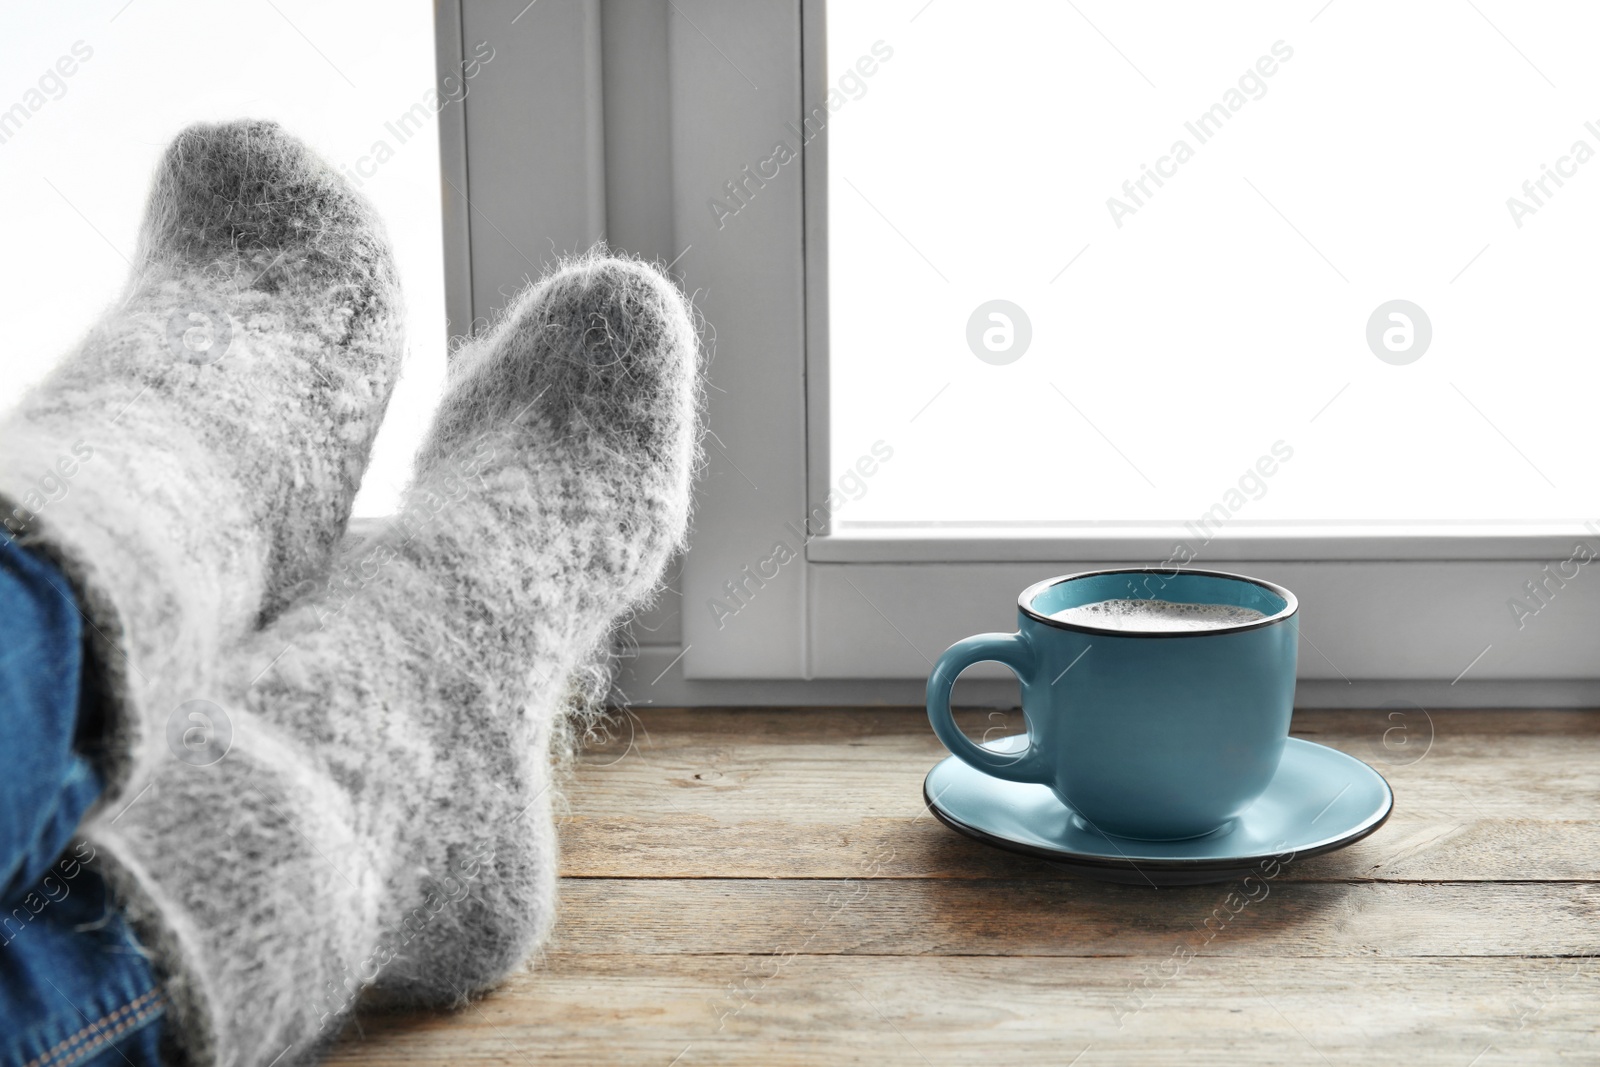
[87,254,700,1064]
[0,119,403,800]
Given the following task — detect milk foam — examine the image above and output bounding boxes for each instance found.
[1048,598,1268,632]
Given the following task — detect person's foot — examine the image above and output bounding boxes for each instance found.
[133,117,404,626]
[0,118,403,795]
[90,253,700,1060]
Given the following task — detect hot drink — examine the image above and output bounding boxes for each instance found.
[1049,598,1267,632]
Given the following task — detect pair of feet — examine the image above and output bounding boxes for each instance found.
[0,120,698,1063]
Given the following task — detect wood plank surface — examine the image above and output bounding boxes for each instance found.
[558,708,1600,881]
[332,958,1598,1067]
[546,879,1600,959]
[328,707,1600,1065]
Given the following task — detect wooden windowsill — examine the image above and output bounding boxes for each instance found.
[328,707,1599,1065]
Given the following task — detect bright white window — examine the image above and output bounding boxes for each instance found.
[231,0,1594,704]
[0,1,447,517]
[826,1,1600,528]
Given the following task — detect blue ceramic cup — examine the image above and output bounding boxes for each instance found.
[926,568,1299,841]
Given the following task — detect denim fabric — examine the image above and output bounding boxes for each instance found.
[0,536,164,1067]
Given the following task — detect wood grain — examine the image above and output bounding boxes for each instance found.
[330,957,1598,1067]
[558,708,1600,881]
[327,708,1600,1065]
[546,879,1600,959]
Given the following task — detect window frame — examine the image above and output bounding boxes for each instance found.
[447,0,1600,707]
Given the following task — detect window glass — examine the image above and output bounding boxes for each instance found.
[827,1,1600,527]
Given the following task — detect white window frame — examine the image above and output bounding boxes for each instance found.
[444,0,1600,707]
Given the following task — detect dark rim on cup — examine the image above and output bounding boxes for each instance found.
[1018,567,1299,640]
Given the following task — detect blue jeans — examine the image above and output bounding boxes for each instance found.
[0,537,165,1067]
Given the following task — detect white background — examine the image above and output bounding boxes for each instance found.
[0,1,445,517]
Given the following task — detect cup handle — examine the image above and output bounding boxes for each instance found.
[926,632,1050,785]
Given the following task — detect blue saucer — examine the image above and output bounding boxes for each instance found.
[924,736,1393,885]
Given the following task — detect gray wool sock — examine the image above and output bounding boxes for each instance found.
[0,118,403,801]
[87,253,700,1064]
